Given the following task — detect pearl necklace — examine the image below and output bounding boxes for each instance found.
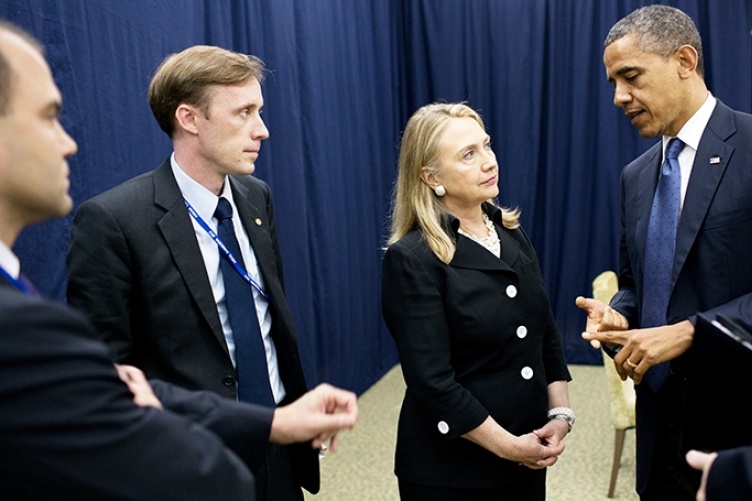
[458,213,500,257]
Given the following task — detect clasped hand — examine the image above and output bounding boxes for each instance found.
[512,420,567,470]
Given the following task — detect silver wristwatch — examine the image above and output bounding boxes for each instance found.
[547,406,576,432]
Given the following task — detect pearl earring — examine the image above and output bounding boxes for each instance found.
[434,185,446,197]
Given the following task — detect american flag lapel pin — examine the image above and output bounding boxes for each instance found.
[709,156,721,165]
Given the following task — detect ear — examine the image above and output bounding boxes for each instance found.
[675,44,699,78]
[175,103,199,135]
[420,167,439,189]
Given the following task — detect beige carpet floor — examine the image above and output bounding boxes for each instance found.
[305,364,639,501]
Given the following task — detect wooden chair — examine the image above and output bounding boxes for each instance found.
[592,270,636,498]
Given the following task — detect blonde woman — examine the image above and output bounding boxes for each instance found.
[381,103,572,500]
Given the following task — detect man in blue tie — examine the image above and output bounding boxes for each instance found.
[66,45,320,500]
[576,5,752,500]
[0,19,358,500]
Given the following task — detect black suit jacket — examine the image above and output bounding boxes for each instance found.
[706,446,752,500]
[66,158,318,492]
[610,100,752,493]
[0,278,275,500]
[381,204,571,489]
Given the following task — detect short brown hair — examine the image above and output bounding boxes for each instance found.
[147,45,265,136]
[0,20,44,116]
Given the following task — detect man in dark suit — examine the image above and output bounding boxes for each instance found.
[576,5,752,500]
[687,448,752,500]
[66,46,318,500]
[0,19,358,500]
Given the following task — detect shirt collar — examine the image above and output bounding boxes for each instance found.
[0,239,20,279]
[445,201,503,235]
[665,92,717,154]
[171,153,236,222]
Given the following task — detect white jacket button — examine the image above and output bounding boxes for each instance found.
[437,420,449,434]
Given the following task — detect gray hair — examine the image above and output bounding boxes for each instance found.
[604,5,704,77]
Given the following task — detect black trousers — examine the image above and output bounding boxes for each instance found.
[256,443,304,501]
[398,469,546,501]
[640,376,694,501]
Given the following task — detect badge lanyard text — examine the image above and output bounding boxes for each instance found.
[184,199,268,301]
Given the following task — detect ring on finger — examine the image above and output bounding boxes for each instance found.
[626,359,638,369]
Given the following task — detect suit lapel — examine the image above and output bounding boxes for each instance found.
[451,227,519,273]
[673,103,736,288]
[229,178,281,301]
[152,161,227,352]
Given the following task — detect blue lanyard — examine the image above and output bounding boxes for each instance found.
[184,199,268,301]
[0,265,30,295]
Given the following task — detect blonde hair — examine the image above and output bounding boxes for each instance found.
[148,45,265,137]
[387,102,519,264]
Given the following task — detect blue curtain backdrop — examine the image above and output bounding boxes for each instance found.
[2,0,750,394]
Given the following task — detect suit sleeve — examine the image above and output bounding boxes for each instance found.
[66,197,136,362]
[381,243,489,440]
[0,296,256,501]
[706,446,752,501]
[692,295,752,332]
[151,380,273,473]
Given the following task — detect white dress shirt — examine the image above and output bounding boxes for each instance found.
[0,240,20,279]
[171,154,285,404]
[666,92,717,212]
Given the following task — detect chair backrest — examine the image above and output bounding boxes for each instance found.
[592,271,636,430]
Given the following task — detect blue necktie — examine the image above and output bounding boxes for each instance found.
[214,197,275,406]
[641,138,684,393]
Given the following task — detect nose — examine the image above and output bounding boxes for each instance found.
[57,121,78,158]
[482,148,497,170]
[253,116,270,141]
[613,82,631,108]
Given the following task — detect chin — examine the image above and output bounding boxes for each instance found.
[241,160,256,175]
[50,200,73,219]
[61,197,74,216]
[635,120,662,139]
[638,129,660,139]
[231,163,256,177]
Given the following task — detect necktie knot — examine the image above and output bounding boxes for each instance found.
[214,197,233,221]
[666,138,684,161]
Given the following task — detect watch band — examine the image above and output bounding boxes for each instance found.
[547,406,576,432]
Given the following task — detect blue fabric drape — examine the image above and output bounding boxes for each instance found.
[3,0,750,392]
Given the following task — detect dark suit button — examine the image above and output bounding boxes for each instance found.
[222,375,235,387]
